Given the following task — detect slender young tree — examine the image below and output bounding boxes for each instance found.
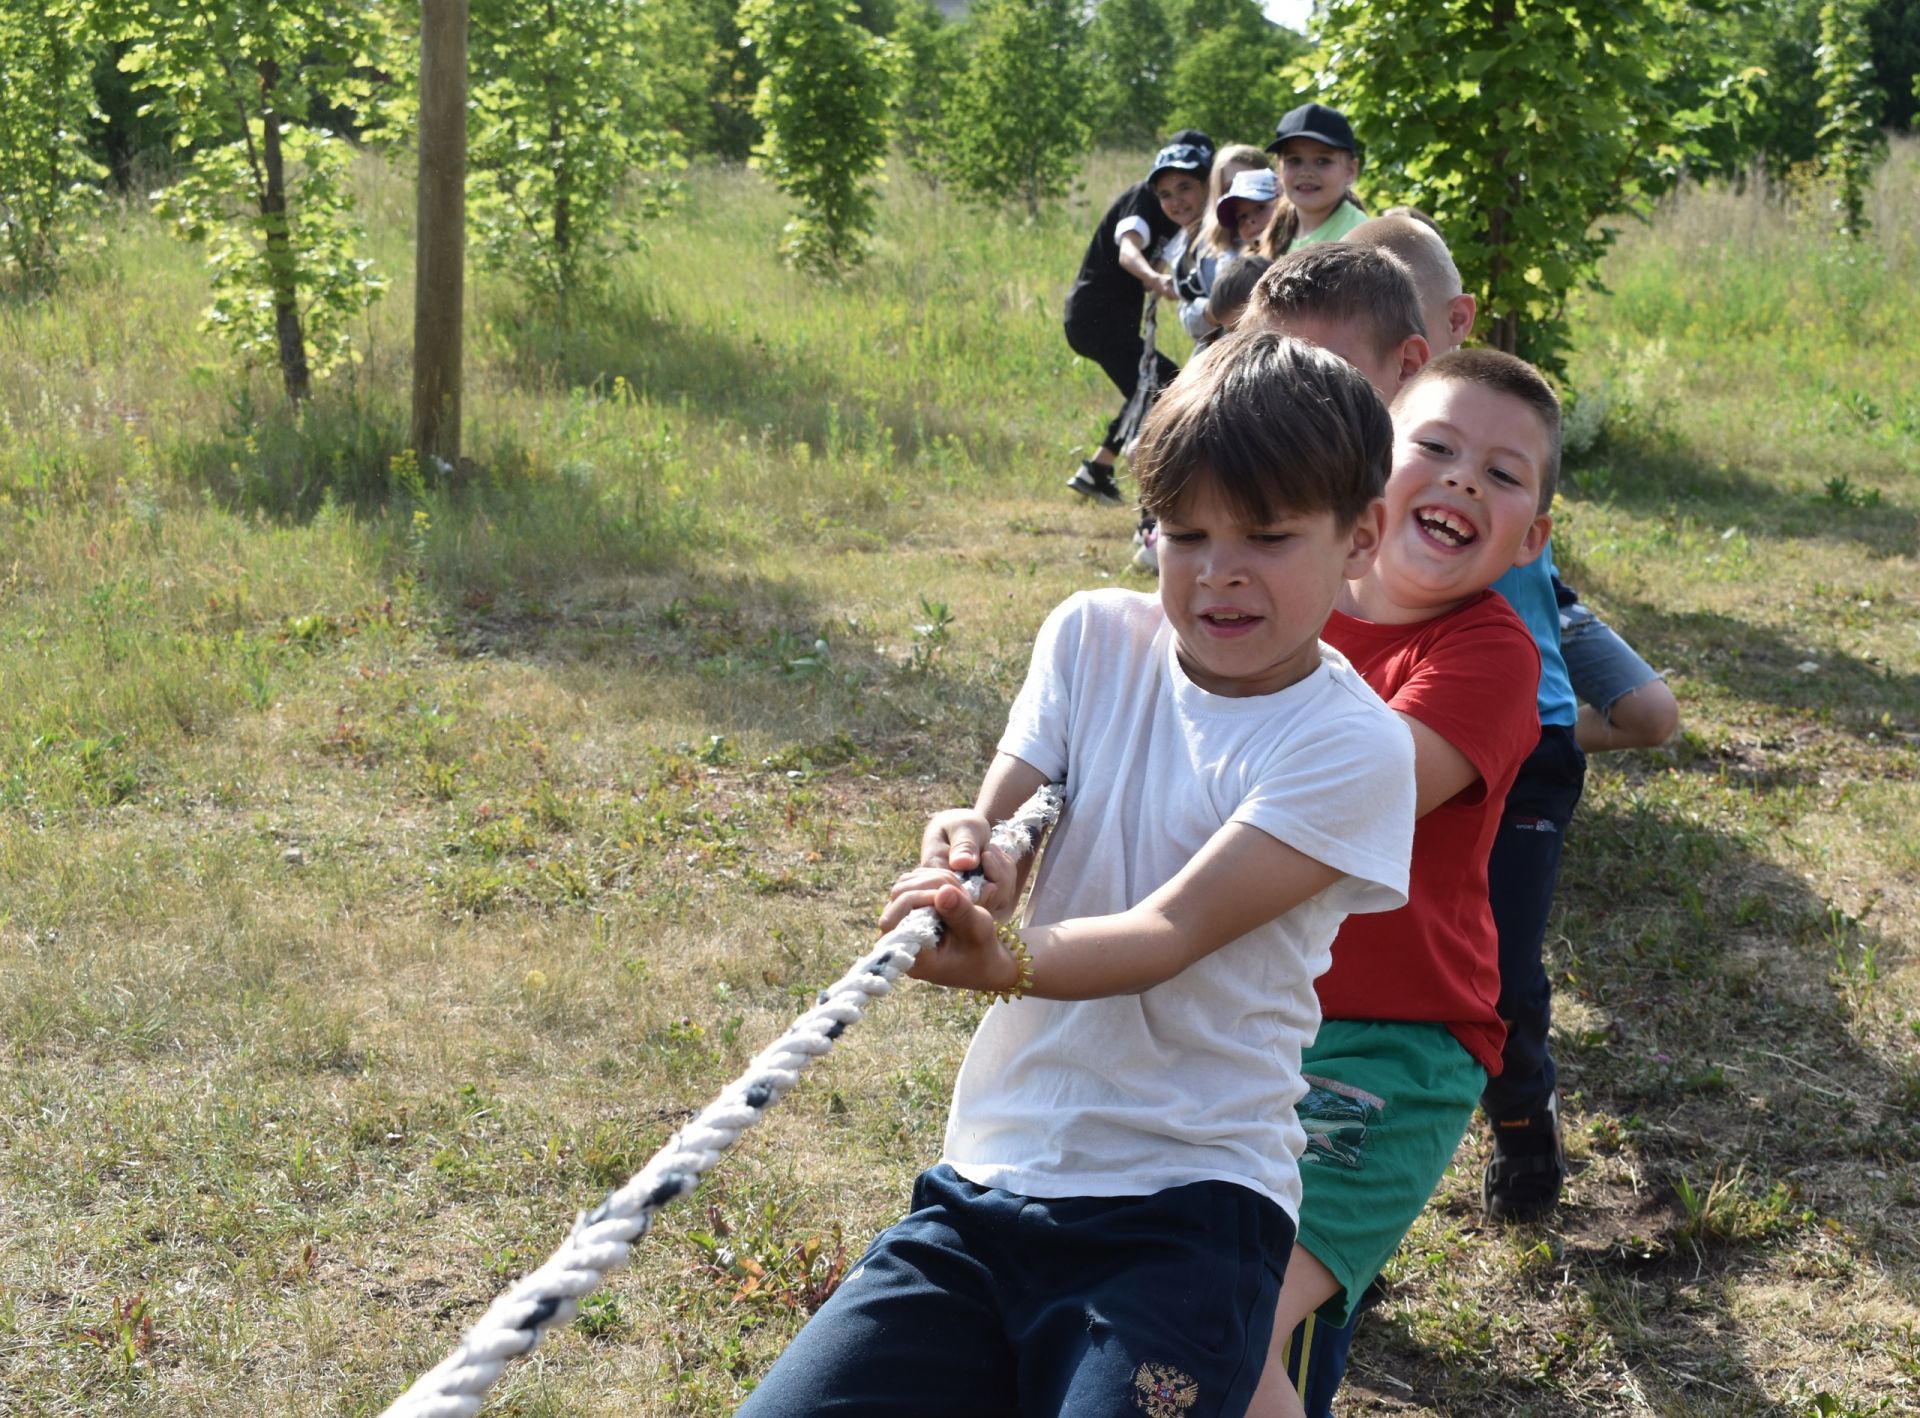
[1815,0,1888,237]
[889,0,957,188]
[113,0,394,401]
[0,0,106,293]
[1304,0,1739,370]
[412,0,468,467]
[1162,0,1303,150]
[464,0,695,312]
[740,0,894,272]
[945,0,1091,217]
[1087,0,1175,147]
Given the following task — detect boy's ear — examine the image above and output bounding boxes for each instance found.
[1510,512,1552,569]
[1343,498,1387,577]
[1445,293,1477,350]
[1396,333,1431,387]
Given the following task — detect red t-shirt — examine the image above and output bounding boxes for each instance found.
[1318,591,1542,1074]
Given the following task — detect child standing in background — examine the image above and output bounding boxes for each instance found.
[1174,144,1273,343]
[1127,146,1276,575]
[1261,103,1368,255]
[1063,130,1214,507]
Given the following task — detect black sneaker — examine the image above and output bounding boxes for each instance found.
[1066,459,1125,507]
[1482,1094,1567,1223]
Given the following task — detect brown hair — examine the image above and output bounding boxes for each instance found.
[1205,253,1271,329]
[1397,348,1562,512]
[1245,244,1423,365]
[1132,330,1391,531]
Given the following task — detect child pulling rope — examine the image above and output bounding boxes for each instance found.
[379,785,1063,1418]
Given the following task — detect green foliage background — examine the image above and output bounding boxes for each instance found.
[461,0,695,309]
[942,0,1092,215]
[0,0,105,291]
[0,0,1908,403]
[1297,0,1747,370]
[741,0,895,273]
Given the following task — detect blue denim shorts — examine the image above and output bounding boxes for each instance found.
[1560,597,1663,718]
[737,1164,1294,1417]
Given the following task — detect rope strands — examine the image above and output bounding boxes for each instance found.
[1115,287,1162,461]
[379,784,1064,1418]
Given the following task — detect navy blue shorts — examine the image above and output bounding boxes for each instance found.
[736,1164,1295,1418]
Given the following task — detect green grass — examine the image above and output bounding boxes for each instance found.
[2,143,1917,1416]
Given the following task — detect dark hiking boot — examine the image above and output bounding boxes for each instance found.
[1483,1094,1567,1223]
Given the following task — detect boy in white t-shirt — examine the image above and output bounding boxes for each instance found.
[737,332,1418,1418]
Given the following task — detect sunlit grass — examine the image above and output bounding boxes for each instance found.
[1,140,1916,1415]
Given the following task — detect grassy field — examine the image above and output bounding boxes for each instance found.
[1,142,1916,1417]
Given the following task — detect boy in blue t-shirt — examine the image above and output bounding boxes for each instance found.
[1342,211,1678,1217]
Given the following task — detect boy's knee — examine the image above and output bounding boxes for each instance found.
[1609,681,1679,748]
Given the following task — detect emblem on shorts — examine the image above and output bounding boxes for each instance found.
[1132,1360,1199,1416]
[1299,1073,1386,1170]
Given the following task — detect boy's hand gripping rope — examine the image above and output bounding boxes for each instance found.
[379,784,1063,1418]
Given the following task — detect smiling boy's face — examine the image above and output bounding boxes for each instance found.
[1366,377,1552,621]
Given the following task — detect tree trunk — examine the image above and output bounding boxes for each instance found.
[257,59,311,403]
[546,0,569,260]
[1485,0,1520,355]
[412,0,470,468]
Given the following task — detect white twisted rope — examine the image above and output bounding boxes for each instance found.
[380,784,1064,1418]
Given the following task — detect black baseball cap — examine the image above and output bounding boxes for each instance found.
[1146,128,1215,185]
[1266,102,1357,155]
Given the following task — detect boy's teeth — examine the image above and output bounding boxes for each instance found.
[1417,509,1474,545]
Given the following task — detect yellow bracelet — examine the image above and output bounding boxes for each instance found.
[987,921,1035,1003]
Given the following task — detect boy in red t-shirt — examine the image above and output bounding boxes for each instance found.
[1245,347,1558,1418]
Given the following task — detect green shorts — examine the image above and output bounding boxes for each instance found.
[1295,1019,1487,1325]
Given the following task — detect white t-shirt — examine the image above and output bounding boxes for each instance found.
[943,590,1415,1222]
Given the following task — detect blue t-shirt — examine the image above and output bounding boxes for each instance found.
[1491,544,1577,728]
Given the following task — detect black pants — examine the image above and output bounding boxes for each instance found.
[1064,309,1180,456]
[1480,723,1588,1121]
[737,1165,1291,1417]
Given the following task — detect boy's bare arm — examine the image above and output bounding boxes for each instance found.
[891,820,1345,1001]
[1398,711,1481,818]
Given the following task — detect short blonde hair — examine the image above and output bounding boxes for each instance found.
[1345,213,1465,341]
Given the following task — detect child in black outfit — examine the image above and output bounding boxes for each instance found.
[1063,129,1213,506]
